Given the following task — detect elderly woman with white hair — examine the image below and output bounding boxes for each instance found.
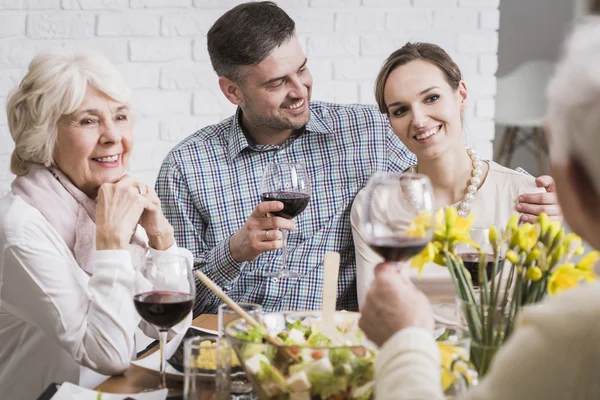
[358,19,600,400]
[0,51,191,398]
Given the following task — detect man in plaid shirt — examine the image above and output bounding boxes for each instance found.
[156,2,560,316]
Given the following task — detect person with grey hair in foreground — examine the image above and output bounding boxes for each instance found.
[359,18,600,400]
[0,50,191,399]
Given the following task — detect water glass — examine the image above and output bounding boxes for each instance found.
[435,325,477,398]
[218,303,262,398]
[184,336,231,400]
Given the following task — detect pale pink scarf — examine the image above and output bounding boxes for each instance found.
[11,164,147,275]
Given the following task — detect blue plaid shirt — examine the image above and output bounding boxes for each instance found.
[156,101,415,316]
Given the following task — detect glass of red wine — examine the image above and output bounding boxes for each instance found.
[260,162,311,280]
[133,252,195,390]
[456,228,505,288]
[362,172,434,267]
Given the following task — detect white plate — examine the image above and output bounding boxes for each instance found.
[193,326,218,336]
[51,382,167,400]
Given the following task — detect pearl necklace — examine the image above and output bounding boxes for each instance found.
[408,147,483,217]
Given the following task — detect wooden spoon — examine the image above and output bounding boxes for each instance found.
[319,252,343,342]
[194,270,299,362]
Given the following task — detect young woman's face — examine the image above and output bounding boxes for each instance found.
[384,60,467,161]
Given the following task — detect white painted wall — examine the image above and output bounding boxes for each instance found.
[493,0,575,175]
[0,0,500,195]
[497,0,574,76]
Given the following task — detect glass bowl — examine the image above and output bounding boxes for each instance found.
[225,311,377,400]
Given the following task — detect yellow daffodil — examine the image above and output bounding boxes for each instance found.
[410,242,437,278]
[406,211,433,238]
[543,221,562,247]
[507,213,519,231]
[505,250,520,265]
[489,226,499,245]
[445,207,458,230]
[526,248,541,264]
[576,251,600,271]
[537,212,551,236]
[518,223,540,251]
[526,266,542,281]
[548,264,589,296]
[446,209,479,249]
[438,342,472,392]
[564,233,582,255]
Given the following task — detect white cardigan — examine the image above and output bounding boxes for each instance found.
[0,193,191,400]
[375,282,600,399]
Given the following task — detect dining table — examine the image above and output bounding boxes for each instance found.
[95,314,219,395]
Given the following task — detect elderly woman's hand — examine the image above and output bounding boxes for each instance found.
[138,186,175,251]
[359,263,434,347]
[95,175,157,250]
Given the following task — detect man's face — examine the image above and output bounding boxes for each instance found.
[238,36,313,135]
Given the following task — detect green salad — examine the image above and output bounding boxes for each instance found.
[232,317,376,400]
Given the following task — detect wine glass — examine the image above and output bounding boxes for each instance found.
[362,172,434,267]
[133,252,195,390]
[455,228,505,288]
[260,162,311,279]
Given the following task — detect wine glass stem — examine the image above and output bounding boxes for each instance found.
[281,229,289,271]
[158,329,168,389]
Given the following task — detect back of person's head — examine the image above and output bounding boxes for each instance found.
[546,18,600,193]
[375,42,462,114]
[7,49,131,176]
[207,1,296,84]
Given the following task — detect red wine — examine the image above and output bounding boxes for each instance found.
[368,236,429,262]
[261,192,310,219]
[459,253,505,287]
[133,291,194,329]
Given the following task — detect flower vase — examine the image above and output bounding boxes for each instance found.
[458,298,512,377]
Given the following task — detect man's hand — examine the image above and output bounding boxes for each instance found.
[517,175,563,223]
[229,201,295,263]
[359,263,434,347]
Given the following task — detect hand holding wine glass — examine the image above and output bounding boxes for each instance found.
[362,172,434,266]
[259,162,311,279]
[133,252,195,391]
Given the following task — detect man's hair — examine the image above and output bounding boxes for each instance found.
[207,1,296,83]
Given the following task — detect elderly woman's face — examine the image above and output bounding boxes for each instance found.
[54,86,132,198]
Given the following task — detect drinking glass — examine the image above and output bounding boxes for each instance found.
[361,172,434,267]
[133,252,195,390]
[184,336,231,400]
[218,303,262,398]
[260,162,311,279]
[434,325,478,398]
[455,228,505,288]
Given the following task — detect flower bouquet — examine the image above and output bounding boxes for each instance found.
[410,209,598,377]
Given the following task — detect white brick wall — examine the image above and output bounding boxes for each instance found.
[0,0,499,195]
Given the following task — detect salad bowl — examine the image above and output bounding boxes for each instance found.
[225,311,376,400]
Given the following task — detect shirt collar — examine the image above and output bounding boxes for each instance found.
[226,103,335,163]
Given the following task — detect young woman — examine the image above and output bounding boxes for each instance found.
[359,19,600,399]
[352,43,545,307]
